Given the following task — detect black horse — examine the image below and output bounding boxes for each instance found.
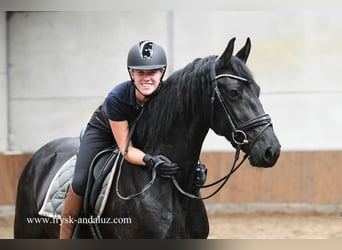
[14,38,281,238]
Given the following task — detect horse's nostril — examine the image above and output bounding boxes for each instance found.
[265,146,274,160]
[264,145,280,166]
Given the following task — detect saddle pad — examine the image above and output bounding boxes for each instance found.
[38,155,77,219]
[38,153,119,219]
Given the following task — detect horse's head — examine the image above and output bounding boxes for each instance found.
[210,38,281,167]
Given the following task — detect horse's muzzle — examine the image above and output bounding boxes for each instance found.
[249,141,281,168]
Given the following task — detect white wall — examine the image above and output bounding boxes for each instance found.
[198,12,342,151]
[0,12,7,151]
[5,11,342,152]
[7,12,170,151]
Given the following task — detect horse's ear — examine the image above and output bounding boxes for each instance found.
[218,37,236,69]
[236,37,251,63]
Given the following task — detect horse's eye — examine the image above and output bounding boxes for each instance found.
[228,90,240,100]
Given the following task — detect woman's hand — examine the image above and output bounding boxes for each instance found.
[143,154,179,178]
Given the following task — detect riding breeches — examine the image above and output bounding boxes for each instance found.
[71,106,116,196]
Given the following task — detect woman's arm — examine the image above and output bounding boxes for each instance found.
[109,119,179,177]
[109,119,145,166]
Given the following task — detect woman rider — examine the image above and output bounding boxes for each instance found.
[60,40,179,239]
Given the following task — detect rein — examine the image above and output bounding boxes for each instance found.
[116,57,272,201]
[115,106,161,200]
[171,145,248,199]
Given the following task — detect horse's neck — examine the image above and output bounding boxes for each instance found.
[137,63,213,163]
[157,118,209,166]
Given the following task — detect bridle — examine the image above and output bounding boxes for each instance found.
[209,57,272,151]
[171,57,273,199]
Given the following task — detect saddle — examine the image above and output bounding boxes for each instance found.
[38,147,120,219]
[84,147,120,217]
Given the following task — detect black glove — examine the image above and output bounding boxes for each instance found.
[143,154,179,178]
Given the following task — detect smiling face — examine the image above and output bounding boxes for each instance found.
[130,68,164,101]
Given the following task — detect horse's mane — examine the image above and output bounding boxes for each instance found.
[135,54,251,150]
[134,56,215,148]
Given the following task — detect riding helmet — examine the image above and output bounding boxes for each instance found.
[127,40,167,70]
